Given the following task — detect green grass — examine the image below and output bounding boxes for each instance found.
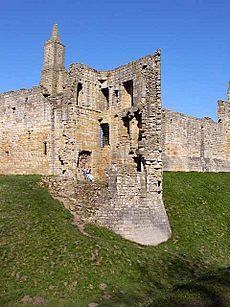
[0,173,230,306]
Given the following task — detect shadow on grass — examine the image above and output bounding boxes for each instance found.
[96,255,230,307]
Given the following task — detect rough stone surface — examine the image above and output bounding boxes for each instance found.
[162,102,230,172]
[2,24,230,244]
[9,24,230,246]
[41,176,109,226]
[95,50,171,245]
[32,24,171,245]
[3,24,230,244]
[0,24,170,246]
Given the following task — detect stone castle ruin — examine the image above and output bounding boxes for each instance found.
[1,24,230,245]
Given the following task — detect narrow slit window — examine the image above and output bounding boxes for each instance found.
[44,142,48,155]
[100,123,110,147]
[136,112,142,141]
[76,82,83,105]
[134,156,142,172]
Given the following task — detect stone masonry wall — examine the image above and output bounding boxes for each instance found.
[2,23,230,246]
[0,87,54,174]
[162,109,230,172]
[0,44,172,246]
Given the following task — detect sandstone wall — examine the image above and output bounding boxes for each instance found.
[96,51,171,245]
[0,22,171,246]
[162,109,230,172]
[0,87,55,175]
[0,83,102,178]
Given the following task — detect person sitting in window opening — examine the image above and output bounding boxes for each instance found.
[82,167,88,180]
[86,167,94,182]
[82,166,94,182]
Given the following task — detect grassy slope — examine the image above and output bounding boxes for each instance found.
[0,173,230,306]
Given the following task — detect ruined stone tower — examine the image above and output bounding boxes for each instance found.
[40,24,66,94]
[95,50,172,245]
[0,24,173,246]
[2,23,230,244]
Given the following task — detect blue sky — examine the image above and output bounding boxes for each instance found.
[1,0,230,120]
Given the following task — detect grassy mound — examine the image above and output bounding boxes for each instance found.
[0,173,230,306]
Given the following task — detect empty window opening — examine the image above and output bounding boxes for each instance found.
[44,142,47,155]
[135,112,142,141]
[59,156,65,165]
[114,89,119,104]
[77,150,91,169]
[5,151,9,155]
[100,123,110,147]
[134,156,142,172]
[76,82,83,105]
[43,93,50,98]
[62,170,66,175]
[123,80,134,106]
[12,107,16,113]
[98,79,106,84]
[122,117,130,136]
[101,88,109,109]
[142,64,147,69]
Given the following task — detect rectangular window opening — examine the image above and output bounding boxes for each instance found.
[101,88,109,109]
[77,150,91,168]
[123,80,134,106]
[122,117,130,136]
[134,156,142,172]
[76,82,83,105]
[114,89,119,105]
[135,112,142,141]
[100,123,110,147]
